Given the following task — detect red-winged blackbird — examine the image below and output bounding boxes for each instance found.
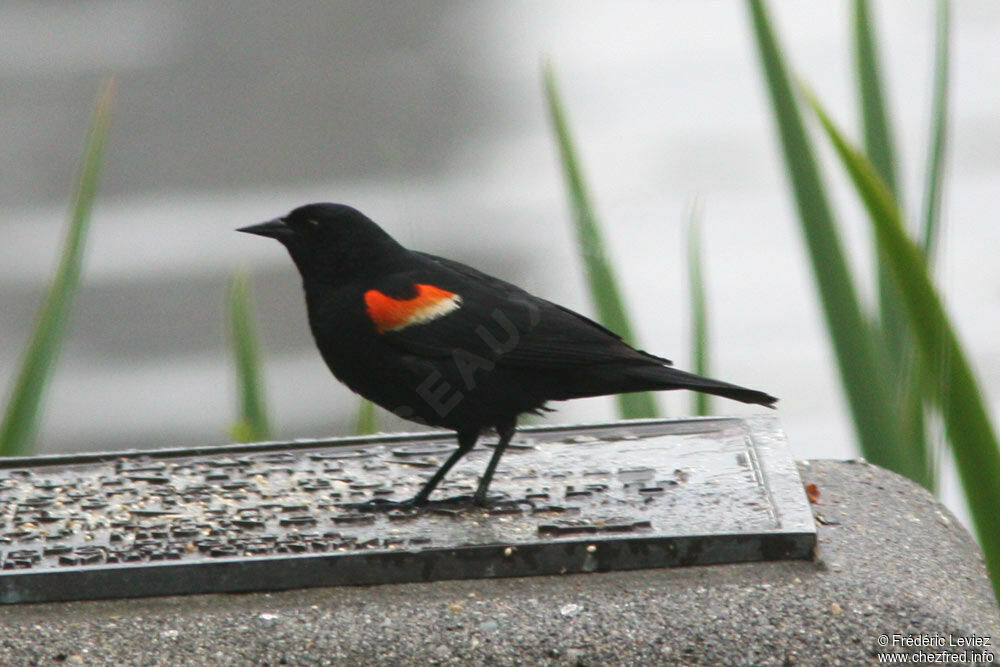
[239,203,776,507]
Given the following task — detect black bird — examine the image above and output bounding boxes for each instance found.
[238,203,776,507]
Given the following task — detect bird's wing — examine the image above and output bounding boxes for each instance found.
[362,253,670,369]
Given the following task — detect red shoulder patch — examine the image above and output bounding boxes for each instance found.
[364,284,462,333]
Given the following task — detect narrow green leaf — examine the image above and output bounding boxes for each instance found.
[854,0,910,375]
[920,0,950,261]
[855,0,934,491]
[0,78,116,457]
[854,0,899,196]
[747,0,915,481]
[686,199,712,417]
[805,90,1000,602]
[542,62,657,419]
[900,355,934,492]
[355,399,377,435]
[228,269,272,443]
[903,0,951,492]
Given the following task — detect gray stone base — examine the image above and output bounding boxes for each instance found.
[0,460,996,665]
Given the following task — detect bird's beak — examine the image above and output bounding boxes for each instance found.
[236,217,292,240]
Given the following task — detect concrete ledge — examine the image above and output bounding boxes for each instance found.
[1,460,997,665]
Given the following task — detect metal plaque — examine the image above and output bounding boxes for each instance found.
[0,416,814,604]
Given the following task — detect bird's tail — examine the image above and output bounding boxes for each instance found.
[621,364,777,408]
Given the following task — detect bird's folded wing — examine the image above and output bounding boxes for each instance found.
[370,254,671,369]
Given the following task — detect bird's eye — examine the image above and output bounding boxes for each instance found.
[307,219,320,228]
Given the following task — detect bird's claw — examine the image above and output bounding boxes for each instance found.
[340,493,516,513]
[338,497,420,513]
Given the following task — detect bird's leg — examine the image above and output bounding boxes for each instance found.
[473,421,516,506]
[408,430,479,506]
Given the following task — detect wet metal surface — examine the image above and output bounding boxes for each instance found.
[0,416,814,603]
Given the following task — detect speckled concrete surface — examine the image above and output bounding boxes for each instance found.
[0,460,996,666]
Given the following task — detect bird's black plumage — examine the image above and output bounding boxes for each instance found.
[238,203,777,507]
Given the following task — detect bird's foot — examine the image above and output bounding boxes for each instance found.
[473,492,511,508]
[340,493,518,513]
[417,493,515,509]
[338,497,421,513]
[418,494,475,508]
[480,499,530,515]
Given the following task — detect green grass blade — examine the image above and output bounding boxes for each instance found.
[920,0,950,261]
[854,0,910,372]
[0,78,115,457]
[542,62,657,419]
[911,0,952,491]
[355,399,377,435]
[747,0,915,481]
[686,199,712,416]
[855,0,934,490]
[227,269,273,443]
[854,0,899,196]
[805,91,1000,600]
[901,354,933,491]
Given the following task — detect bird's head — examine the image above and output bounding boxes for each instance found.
[238,203,405,285]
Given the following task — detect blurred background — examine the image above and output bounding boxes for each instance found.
[1,2,997,523]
